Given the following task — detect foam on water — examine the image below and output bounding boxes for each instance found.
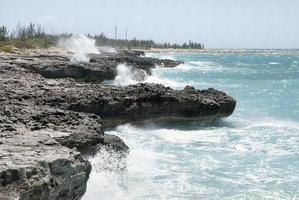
[84,51,299,200]
[269,62,280,65]
[83,116,299,200]
[112,59,242,90]
[188,61,225,71]
[144,52,175,59]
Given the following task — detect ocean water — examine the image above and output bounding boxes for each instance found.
[83,51,299,200]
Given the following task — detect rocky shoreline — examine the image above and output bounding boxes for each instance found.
[0,49,236,200]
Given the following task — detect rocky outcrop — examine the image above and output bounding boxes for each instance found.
[89,51,183,73]
[35,83,236,128]
[0,49,236,200]
[0,130,91,200]
[1,50,183,82]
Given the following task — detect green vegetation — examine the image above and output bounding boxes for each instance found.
[0,26,8,41]
[0,23,204,52]
[94,33,204,50]
[0,23,65,52]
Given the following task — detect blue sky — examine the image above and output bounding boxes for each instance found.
[0,0,299,48]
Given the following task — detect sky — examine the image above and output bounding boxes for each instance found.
[0,0,299,49]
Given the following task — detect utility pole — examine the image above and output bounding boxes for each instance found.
[114,26,117,40]
[125,28,128,49]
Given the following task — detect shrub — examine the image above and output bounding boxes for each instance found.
[0,26,8,41]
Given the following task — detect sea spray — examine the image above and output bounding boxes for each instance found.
[98,46,118,53]
[83,147,130,200]
[58,34,100,63]
[113,64,147,85]
[113,64,189,88]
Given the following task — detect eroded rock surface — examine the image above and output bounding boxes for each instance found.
[0,49,236,200]
[0,130,91,200]
[1,49,183,82]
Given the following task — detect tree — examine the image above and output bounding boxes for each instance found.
[27,22,36,38]
[0,26,8,41]
[16,23,26,40]
[35,24,45,38]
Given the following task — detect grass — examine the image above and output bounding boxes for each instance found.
[0,38,56,53]
[0,40,13,52]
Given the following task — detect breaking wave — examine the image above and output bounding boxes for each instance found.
[113,64,190,88]
[83,115,299,200]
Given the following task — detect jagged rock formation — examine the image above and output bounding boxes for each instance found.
[0,49,236,200]
[0,130,91,200]
[1,50,182,82]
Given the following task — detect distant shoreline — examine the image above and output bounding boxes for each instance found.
[136,48,299,54]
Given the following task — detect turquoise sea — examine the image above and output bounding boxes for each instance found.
[83,51,299,200]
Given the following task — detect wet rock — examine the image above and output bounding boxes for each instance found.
[0,49,236,200]
[99,134,129,153]
[82,134,129,157]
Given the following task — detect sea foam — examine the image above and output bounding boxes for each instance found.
[113,64,189,89]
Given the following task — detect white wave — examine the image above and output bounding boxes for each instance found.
[189,61,214,66]
[144,53,176,61]
[143,52,158,58]
[113,124,224,144]
[113,58,224,88]
[230,117,299,157]
[152,128,223,144]
[269,62,280,65]
[144,71,188,88]
[243,116,299,130]
[156,60,227,73]
[113,64,145,86]
[82,148,130,200]
[175,63,195,71]
[106,124,210,197]
[188,61,226,71]
[160,55,176,60]
[113,64,188,89]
